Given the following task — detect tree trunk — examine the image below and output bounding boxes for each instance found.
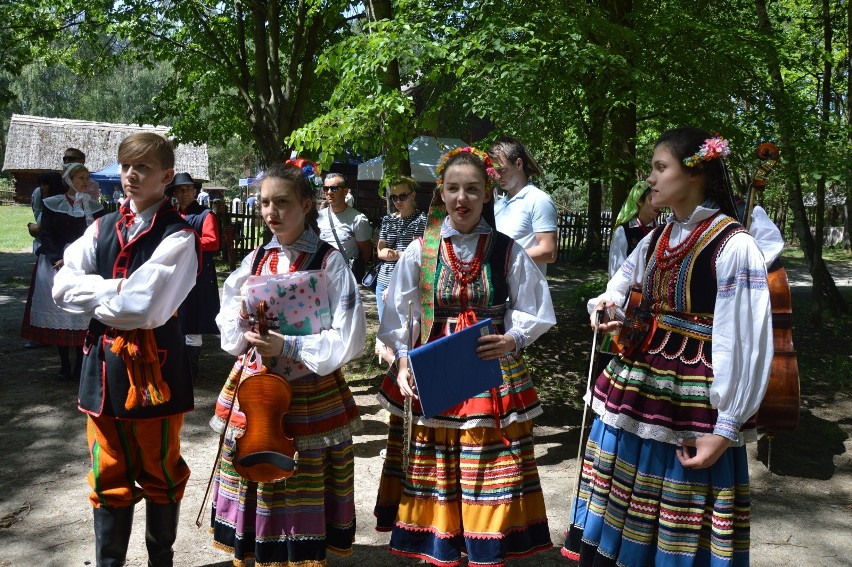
[603,0,636,223]
[582,94,606,263]
[846,0,852,251]
[608,99,636,227]
[364,0,412,186]
[754,0,849,316]
[809,0,832,326]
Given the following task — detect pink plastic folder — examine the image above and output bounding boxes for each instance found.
[408,319,503,419]
[244,270,332,336]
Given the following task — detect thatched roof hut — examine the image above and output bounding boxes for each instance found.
[2,114,209,204]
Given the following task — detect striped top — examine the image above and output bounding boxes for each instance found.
[376,210,427,287]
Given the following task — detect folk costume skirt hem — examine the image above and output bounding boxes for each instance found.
[561,418,750,567]
[211,437,356,567]
[375,416,552,566]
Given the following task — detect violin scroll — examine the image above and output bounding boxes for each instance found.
[256,300,269,336]
[752,142,780,191]
[756,142,780,161]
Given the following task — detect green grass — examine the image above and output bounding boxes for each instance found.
[0,205,36,253]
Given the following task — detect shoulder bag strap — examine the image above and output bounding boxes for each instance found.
[327,208,351,260]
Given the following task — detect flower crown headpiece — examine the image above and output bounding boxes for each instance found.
[435,146,499,190]
[285,157,323,188]
[682,134,731,167]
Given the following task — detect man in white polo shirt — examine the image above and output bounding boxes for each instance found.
[489,136,558,275]
[317,173,372,280]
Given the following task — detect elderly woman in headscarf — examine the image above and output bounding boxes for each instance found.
[24,162,104,381]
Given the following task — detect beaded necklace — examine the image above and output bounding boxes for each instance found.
[255,248,307,275]
[443,234,487,315]
[654,214,717,271]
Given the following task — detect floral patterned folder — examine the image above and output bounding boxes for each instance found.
[242,270,333,380]
[244,270,332,337]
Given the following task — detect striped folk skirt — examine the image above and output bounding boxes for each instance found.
[211,436,356,567]
[375,415,552,567]
[210,368,361,567]
[562,418,750,567]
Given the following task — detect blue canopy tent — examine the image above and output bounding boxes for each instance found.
[91,162,120,184]
[91,162,122,201]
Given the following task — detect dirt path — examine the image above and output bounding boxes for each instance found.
[0,249,850,567]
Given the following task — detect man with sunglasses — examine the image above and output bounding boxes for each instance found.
[317,173,372,279]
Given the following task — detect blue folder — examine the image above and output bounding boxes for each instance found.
[408,318,504,419]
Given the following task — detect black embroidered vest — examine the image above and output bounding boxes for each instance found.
[78,200,198,419]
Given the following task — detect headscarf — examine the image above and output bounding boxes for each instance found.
[614,180,650,226]
[62,163,95,225]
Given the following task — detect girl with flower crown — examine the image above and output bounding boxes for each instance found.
[211,163,365,566]
[562,127,773,566]
[374,147,557,566]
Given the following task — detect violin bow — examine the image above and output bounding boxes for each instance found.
[195,300,267,527]
[402,300,414,473]
[568,308,603,529]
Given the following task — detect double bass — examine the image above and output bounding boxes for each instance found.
[741,143,800,433]
[233,300,299,482]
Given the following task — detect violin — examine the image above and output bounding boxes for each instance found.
[233,300,299,482]
[741,143,800,433]
[611,287,654,355]
[594,286,655,358]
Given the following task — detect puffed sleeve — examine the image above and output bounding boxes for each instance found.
[748,206,784,269]
[377,239,423,359]
[587,231,654,316]
[281,249,367,375]
[709,232,773,441]
[608,225,628,279]
[53,219,121,313]
[504,242,556,350]
[216,251,255,356]
[53,222,198,330]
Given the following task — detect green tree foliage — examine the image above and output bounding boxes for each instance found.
[88,0,359,166]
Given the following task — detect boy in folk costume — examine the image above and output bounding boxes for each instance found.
[53,132,199,567]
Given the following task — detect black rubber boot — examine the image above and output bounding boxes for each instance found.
[145,502,180,567]
[93,506,134,567]
[185,345,201,384]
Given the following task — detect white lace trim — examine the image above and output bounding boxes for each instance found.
[295,419,364,451]
[590,398,754,447]
[377,394,543,429]
[211,416,364,450]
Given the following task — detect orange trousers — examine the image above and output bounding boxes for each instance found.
[86,414,190,509]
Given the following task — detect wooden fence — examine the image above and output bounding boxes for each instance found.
[215,208,618,266]
[215,207,799,268]
[556,211,615,259]
[0,189,17,205]
[216,205,267,269]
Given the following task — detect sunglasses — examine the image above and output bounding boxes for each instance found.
[322,185,344,193]
[390,192,412,203]
[63,155,83,163]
